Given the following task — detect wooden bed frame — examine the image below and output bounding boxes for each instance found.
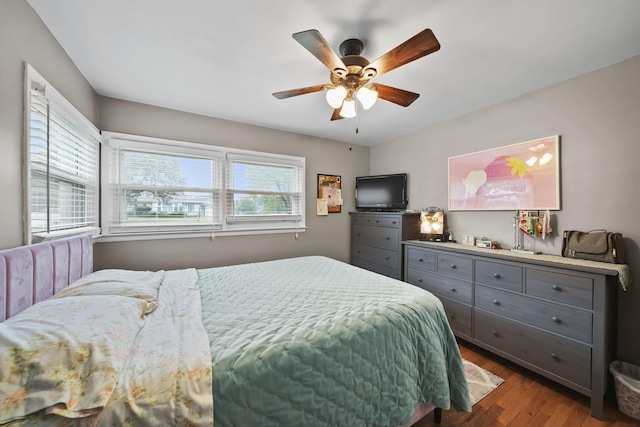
[0,234,442,425]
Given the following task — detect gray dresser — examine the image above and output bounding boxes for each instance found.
[403,240,624,420]
[349,212,420,280]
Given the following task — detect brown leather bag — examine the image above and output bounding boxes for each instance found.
[562,230,627,264]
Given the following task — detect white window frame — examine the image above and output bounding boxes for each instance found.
[101,132,306,241]
[23,64,101,244]
[225,152,305,227]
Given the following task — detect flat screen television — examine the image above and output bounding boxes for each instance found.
[355,173,408,212]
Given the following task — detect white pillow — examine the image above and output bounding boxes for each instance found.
[53,269,164,314]
[0,295,147,422]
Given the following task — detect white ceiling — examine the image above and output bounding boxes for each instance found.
[27,0,640,146]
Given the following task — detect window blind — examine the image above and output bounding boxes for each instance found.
[27,78,100,241]
[225,153,304,224]
[105,139,223,234]
[101,132,306,238]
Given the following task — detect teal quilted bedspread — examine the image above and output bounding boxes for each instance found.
[197,256,470,427]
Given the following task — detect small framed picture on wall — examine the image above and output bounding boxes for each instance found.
[317,174,342,213]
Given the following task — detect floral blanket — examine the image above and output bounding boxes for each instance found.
[91,269,213,426]
[1,269,213,426]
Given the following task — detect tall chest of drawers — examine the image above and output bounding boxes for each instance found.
[349,212,420,280]
[403,240,623,420]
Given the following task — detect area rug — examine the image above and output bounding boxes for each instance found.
[463,359,504,405]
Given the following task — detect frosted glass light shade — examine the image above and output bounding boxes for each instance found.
[420,210,444,234]
[356,85,378,110]
[339,98,356,118]
[326,86,347,108]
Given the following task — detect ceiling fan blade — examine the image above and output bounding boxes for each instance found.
[330,108,344,121]
[375,84,420,107]
[292,30,348,76]
[363,29,440,78]
[273,84,326,99]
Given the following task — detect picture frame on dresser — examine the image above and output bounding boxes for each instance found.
[448,135,560,211]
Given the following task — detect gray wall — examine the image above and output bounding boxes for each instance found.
[94,97,369,270]
[0,0,99,249]
[1,0,369,268]
[370,54,640,363]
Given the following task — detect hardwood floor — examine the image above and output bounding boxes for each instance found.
[415,340,640,427]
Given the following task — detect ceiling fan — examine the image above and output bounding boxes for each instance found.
[272,28,440,120]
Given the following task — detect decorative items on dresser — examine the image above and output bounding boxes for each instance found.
[350,212,420,280]
[403,240,631,420]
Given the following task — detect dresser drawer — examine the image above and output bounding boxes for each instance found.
[352,258,399,279]
[440,297,472,337]
[407,268,472,304]
[474,309,591,389]
[406,247,436,272]
[475,285,593,343]
[352,225,399,250]
[352,244,398,269]
[475,260,523,292]
[526,268,594,309]
[351,214,400,228]
[436,252,473,280]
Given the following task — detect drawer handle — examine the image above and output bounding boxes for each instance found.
[392,221,397,224]
[384,256,390,260]
[418,257,424,262]
[493,273,501,279]
[356,250,361,253]
[417,277,423,283]
[492,300,500,305]
[552,285,561,291]
[491,330,498,336]
[448,313,456,319]
[552,316,561,323]
[386,237,391,240]
[450,264,457,269]
[375,220,379,223]
[551,353,560,361]
[450,287,457,293]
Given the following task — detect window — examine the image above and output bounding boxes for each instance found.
[226,153,304,226]
[23,65,305,242]
[103,136,223,235]
[25,65,101,243]
[102,133,305,238]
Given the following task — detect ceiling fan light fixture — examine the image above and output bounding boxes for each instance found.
[356,85,378,110]
[339,97,356,118]
[275,29,441,121]
[326,85,347,108]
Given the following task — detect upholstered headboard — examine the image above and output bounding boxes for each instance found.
[0,234,93,322]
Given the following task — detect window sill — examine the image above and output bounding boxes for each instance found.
[32,227,101,243]
[95,227,307,243]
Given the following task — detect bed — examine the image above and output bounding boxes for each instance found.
[0,235,471,426]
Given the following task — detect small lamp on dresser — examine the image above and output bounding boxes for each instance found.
[420,207,444,241]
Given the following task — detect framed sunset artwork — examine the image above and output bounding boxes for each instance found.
[448,135,560,211]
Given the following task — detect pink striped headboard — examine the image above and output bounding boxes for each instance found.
[0,234,93,322]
